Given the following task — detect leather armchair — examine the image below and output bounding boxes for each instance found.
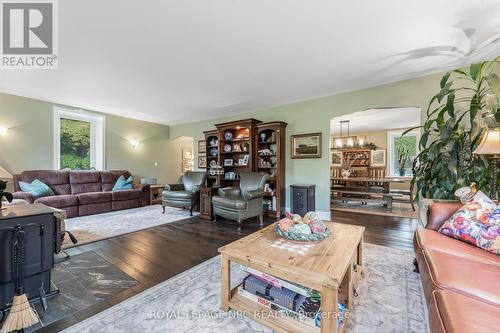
[162,171,207,216]
[212,172,268,232]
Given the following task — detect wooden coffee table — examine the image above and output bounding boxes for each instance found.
[219,222,365,333]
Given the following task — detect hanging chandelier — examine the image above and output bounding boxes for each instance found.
[334,120,364,148]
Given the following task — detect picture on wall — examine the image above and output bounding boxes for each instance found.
[198,155,207,168]
[331,150,342,166]
[371,149,386,167]
[182,148,194,173]
[198,140,206,154]
[291,133,322,159]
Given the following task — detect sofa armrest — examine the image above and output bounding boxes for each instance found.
[243,189,264,201]
[427,202,463,231]
[218,187,241,198]
[12,191,35,204]
[134,184,150,206]
[165,184,184,191]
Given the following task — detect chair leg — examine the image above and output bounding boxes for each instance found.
[259,214,264,227]
[237,220,242,233]
[213,215,217,224]
[162,205,165,214]
[190,208,193,216]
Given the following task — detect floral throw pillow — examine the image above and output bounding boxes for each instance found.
[438,191,500,255]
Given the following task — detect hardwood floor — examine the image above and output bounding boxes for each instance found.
[39,210,419,333]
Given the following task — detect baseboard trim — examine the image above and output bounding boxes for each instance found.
[284,207,331,221]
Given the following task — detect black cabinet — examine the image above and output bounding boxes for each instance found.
[290,184,315,216]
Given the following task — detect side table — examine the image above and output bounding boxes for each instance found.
[200,187,219,220]
[149,184,165,205]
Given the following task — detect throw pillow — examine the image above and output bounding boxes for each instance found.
[438,191,500,255]
[112,175,134,191]
[18,179,55,198]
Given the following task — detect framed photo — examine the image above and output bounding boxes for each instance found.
[238,158,245,166]
[183,148,192,160]
[242,154,249,166]
[291,133,322,159]
[198,140,206,154]
[331,150,342,167]
[224,159,233,166]
[371,149,386,167]
[198,155,207,168]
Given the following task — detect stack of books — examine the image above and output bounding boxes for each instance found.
[239,265,346,328]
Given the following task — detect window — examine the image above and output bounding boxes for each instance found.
[54,108,105,170]
[388,129,419,177]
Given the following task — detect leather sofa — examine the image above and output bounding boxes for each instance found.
[12,170,150,218]
[414,202,500,333]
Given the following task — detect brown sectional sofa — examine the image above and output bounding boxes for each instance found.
[12,170,150,218]
[414,202,500,333]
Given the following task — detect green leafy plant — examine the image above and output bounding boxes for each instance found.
[397,146,410,176]
[405,57,500,199]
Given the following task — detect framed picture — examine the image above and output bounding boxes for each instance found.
[242,154,249,165]
[224,159,233,166]
[198,140,206,154]
[371,149,386,167]
[238,158,245,166]
[198,155,207,168]
[291,133,322,159]
[331,150,343,167]
[183,148,192,160]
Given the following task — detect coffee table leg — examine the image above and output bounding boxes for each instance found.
[220,253,231,311]
[358,236,364,277]
[321,285,338,333]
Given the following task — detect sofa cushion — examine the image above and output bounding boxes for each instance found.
[212,196,247,210]
[69,171,102,194]
[19,179,55,198]
[77,192,112,205]
[35,194,78,209]
[415,229,500,266]
[163,190,195,200]
[438,191,500,255]
[111,189,141,201]
[101,171,131,192]
[422,250,500,306]
[14,170,70,195]
[112,175,134,191]
[429,290,500,333]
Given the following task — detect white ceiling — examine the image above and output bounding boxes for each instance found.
[1,0,499,125]
[330,107,421,135]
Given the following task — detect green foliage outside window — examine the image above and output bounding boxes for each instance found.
[60,118,91,170]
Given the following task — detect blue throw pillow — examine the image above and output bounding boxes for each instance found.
[19,179,55,198]
[112,175,134,191]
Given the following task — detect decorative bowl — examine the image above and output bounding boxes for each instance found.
[274,223,331,243]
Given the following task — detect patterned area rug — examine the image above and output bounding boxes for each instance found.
[63,205,196,248]
[61,243,429,332]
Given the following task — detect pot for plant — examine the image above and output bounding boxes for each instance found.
[399,168,406,177]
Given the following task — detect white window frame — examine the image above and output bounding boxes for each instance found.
[387,128,420,178]
[53,107,105,170]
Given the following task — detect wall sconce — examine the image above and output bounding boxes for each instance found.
[0,127,8,136]
[129,140,139,149]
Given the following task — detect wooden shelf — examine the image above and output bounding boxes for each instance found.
[221,138,250,142]
[259,141,276,144]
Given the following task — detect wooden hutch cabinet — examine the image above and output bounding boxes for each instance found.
[199,118,287,221]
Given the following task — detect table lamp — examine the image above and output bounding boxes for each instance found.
[473,128,500,200]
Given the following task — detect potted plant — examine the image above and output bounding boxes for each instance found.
[397,147,410,177]
[405,57,499,199]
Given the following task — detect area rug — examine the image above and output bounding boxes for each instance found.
[63,205,196,248]
[332,200,419,219]
[61,243,429,333]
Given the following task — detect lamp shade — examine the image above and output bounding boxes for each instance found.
[0,166,13,180]
[474,128,500,155]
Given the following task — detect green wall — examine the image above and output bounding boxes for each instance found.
[170,72,450,214]
[0,92,187,186]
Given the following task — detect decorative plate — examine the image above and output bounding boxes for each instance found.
[224,144,232,152]
[210,160,217,168]
[274,224,331,243]
[209,147,218,156]
[224,131,233,140]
